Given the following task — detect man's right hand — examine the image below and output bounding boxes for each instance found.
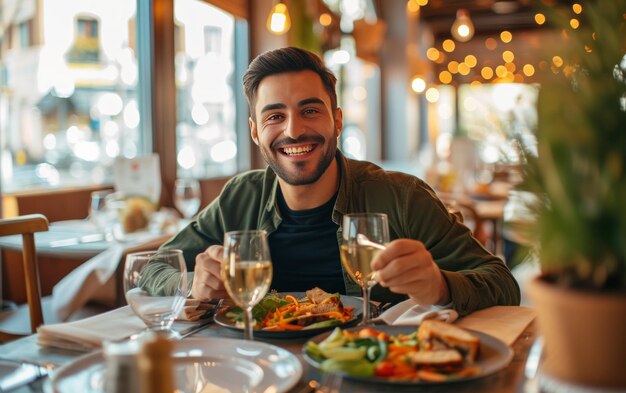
[190,245,229,300]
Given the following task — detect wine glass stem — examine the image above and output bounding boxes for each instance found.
[361,285,372,325]
[243,306,254,341]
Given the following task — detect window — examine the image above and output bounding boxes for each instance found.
[325,38,382,162]
[0,0,247,195]
[18,20,33,48]
[174,0,241,179]
[67,16,101,63]
[458,83,539,162]
[0,1,139,192]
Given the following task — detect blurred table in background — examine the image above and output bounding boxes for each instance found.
[0,220,172,313]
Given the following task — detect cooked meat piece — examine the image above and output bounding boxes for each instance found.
[306,287,336,304]
[309,302,343,314]
[409,349,463,366]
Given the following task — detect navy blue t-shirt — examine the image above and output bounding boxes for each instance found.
[268,189,345,294]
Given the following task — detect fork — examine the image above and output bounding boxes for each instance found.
[317,372,343,393]
[177,299,224,339]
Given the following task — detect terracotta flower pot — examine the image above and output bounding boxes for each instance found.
[527,275,626,389]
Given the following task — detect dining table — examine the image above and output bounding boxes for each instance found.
[0,304,538,393]
[0,219,176,318]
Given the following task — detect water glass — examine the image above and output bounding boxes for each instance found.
[174,179,201,219]
[89,190,115,236]
[123,249,188,338]
[221,230,273,340]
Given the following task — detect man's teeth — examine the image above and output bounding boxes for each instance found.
[283,146,313,155]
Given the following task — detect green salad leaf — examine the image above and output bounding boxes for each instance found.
[226,293,290,322]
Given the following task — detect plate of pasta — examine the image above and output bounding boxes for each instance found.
[214,288,362,338]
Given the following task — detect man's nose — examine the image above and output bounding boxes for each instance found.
[284,116,306,139]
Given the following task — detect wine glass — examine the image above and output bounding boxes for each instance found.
[340,213,390,326]
[174,179,201,219]
[123,249,188,338]
[221,230,273,341]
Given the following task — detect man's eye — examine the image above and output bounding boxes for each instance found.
[303,108,319,115]
[266,114,283,121]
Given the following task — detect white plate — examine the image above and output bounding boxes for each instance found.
[51,337,302,393]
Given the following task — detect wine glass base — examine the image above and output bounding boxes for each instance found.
[131,328,181,342]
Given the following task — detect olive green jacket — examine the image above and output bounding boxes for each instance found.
[156,152,520,316]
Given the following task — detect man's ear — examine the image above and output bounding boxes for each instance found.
[334,107,343,137]
[249,117,260,146]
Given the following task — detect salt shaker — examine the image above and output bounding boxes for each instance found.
[138,335,175,393]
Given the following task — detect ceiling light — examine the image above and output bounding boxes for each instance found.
[266,2,291,35]
[451,9,474,42]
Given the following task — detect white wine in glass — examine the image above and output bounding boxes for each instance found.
[174,179,201,219]
[340,213,389,325]
[123,249,188,338]
[221,230,273,341]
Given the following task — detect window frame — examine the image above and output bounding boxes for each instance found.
[137,0,249,208]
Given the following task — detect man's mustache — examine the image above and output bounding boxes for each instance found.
[272,135,325,150]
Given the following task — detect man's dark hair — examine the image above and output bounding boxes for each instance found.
[243,47,338,120]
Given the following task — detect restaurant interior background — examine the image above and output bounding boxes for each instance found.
[0,0,563,269]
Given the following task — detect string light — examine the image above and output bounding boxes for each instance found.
[451,9,475,42]
[535,13,546,25]
[266,2,291,35]
[411,76,427,93]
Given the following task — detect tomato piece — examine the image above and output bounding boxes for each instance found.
[374,361,395,378]
[358,328,380,338]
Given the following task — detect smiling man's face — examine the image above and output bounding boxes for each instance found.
[249,70,342,186]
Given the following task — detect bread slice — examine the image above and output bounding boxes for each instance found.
[417,320,480,363]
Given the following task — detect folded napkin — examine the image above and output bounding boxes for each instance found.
[456,306,536,346]
[51,233,167,321]
[37,306,145,352]
[39,299,217,352]
[373,299,459,325]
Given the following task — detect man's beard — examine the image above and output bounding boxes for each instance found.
[261,134,337,186]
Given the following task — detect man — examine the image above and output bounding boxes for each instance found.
[158,47,520,315]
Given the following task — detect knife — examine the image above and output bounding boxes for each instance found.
[0,360,50,391]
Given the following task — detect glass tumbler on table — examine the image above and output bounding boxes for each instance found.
[174,179,201,219]
[340,213,390,326]
[221,230,273,341]
[89,190,115,238]
[123,249,188,338]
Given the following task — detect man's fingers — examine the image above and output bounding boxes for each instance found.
[206,245,224,261]
[371,239,426,270]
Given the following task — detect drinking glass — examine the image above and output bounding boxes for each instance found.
[174,179,201,219]
[123,249,188,338]
[340,213,390,326]
[89,190,115,237]
[221,230,273,340]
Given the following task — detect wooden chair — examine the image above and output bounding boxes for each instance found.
[0,214,49,342]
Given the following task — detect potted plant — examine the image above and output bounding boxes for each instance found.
[521,1,626,389]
